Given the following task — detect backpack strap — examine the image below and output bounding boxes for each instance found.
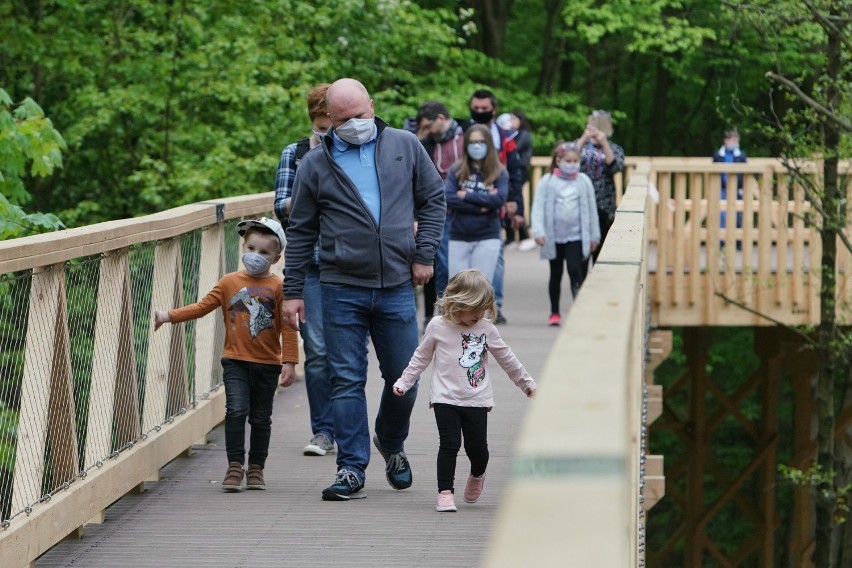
[294,137,312,167]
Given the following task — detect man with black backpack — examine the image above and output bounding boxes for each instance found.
[274,83,336,458]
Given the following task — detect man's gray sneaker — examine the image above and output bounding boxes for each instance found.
[321,468,366,501]
[304,433,335,456]
[372,434,412,490]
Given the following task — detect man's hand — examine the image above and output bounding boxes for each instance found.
[282,299,305,331]
[411,262,434,287]
[512,215,525,230]
[505,201,518,216]
[279,362,296,387]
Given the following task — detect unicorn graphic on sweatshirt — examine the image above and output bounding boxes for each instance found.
[459,332,488,388]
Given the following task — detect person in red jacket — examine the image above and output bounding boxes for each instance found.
[154,217,299,492]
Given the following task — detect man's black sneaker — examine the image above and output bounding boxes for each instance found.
[321,468,366,501]
[494,309,507,325]
[372,434,413,490]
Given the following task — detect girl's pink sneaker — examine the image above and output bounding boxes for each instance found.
[548,314,561,326]
[464,473,486,503]
[436,490,457,512]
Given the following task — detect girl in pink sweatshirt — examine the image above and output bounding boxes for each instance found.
[393,269,536,512]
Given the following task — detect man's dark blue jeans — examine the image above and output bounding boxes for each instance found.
[321,282,420,477]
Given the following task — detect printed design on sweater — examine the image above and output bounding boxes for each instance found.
[228,286,275,338]
[458,332,488,388]
[462,175,497,196]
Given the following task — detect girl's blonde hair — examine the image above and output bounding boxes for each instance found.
[455,124,504,186]
[438,269,497,324]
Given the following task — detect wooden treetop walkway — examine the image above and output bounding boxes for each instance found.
[34,247,560,568]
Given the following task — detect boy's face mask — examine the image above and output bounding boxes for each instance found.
[242,252,271,276]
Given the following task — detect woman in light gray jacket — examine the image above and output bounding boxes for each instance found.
[530,142,600,326]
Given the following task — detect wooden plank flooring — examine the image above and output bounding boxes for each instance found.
[36,246,565,568]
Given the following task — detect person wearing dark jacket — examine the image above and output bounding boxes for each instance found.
[462,89,524,324]
[712,129,747,229]
[273,83,336,458]
[415,100,464,329]
[445,124,508,282]
[283,78,445,502]
[577,110,625,262]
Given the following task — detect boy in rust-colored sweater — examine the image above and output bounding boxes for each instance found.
[154,218,298,492]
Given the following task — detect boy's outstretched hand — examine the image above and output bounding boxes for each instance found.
[525,387,536,398]
[153,310,170,331]
[279,362,296,387]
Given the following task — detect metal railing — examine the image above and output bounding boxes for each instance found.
[0,194,274,567]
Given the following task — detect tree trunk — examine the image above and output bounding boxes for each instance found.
[649,58,671,156]
[466,0,513,59]
[534,0,565,96]
[814,10,843,566]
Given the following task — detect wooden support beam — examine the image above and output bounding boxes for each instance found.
[646,330,672,377]
[644,455,665,510]
[646,385,663,424]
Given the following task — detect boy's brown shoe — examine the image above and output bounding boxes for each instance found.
[246,464,266,490]
[222,461,244,492]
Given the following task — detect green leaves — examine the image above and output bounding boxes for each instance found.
[0,193,65,240]
[0,88,66,238]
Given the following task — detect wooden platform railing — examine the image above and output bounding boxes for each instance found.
[0,194,277,568]
[487,162,655,566]
[528,156,852,327]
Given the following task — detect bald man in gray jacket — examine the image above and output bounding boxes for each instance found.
[284,78,445,501]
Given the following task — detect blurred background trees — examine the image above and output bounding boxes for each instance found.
[1,0,834,229]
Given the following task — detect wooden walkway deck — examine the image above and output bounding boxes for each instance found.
[36,247,565,568]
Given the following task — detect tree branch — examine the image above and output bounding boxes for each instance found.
[765,71,852,132]
[802,0,852,54]
[781,158,852,259]
[714,290,819,348]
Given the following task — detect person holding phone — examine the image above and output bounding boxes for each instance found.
[576,110,625,261]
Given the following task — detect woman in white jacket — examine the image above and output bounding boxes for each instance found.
[530,141,600,326]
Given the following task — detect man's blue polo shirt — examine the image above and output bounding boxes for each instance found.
[330,127,380,225]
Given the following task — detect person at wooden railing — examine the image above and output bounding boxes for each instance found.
[273,83,337,460]
[576,110,625,262]
[712,128,747,230]
[530,142,600,327]
[153,218,299,492]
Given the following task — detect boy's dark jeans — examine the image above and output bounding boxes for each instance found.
[221,358,280,468]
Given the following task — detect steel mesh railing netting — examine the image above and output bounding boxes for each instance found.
[0,224,233,528]
[0,270,30,523]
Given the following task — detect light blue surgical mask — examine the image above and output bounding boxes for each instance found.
[242,252,271,276]
[467,142,488,161]
[335,117,375,145]
[558,162,580,176]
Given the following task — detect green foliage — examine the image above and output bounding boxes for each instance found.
[779,462,852,524]
[0,87,66,239]
[0,193,65,239]
[0,88,66,205]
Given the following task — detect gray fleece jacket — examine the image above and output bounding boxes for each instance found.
[284,118,446,298]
